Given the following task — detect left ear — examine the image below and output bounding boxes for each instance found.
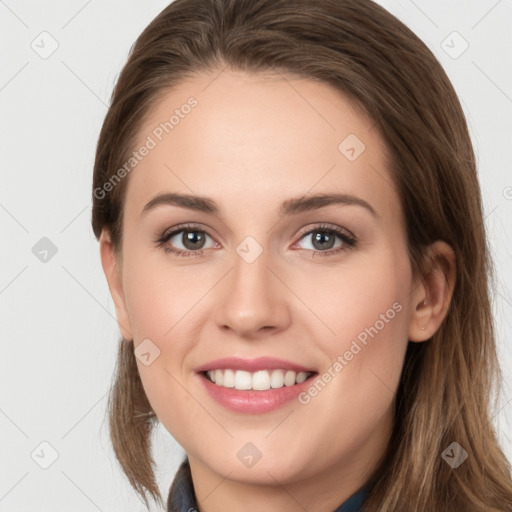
[408,240,456,342]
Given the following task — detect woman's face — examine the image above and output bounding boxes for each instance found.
[102,69,426,490]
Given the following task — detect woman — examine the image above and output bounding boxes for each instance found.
[91,0,512,510]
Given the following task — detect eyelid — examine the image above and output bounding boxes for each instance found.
[293,222,355,243]
[156,222,357,257]
[159,222,354,242]
[159,222,212,240]
[157,222,219,252]
[290,223,357,255]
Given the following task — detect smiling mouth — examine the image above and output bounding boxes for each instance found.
[201,368,318,391]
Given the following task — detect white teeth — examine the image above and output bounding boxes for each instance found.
[295,371,308,384]
[235,370,252,390]
[205,369,313,390]
[222,369,235,387]
[284,370,296,386]
[253,370,270,391]
[270,369,284,388]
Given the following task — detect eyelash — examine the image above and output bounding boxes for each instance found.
[155,222,357,258]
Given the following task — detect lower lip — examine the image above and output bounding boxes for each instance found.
[197,372,318,414]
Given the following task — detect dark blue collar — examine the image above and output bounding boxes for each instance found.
[167,457,368,512]
[333,484,367,512]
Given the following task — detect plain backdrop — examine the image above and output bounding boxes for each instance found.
[1,1,511,510]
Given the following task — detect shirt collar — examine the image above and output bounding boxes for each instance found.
[167,456,369,512]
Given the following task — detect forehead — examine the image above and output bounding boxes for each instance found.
[124,69,399,225]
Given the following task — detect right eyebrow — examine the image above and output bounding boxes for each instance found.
[141,193,218,216]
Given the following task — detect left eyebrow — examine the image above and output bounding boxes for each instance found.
[280,193,378,218]
[141,192,378,218]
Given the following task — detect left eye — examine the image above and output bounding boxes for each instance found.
[294,227,356,253]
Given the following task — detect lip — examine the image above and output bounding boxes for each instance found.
[197,370,318,414]
[194,356,316,373]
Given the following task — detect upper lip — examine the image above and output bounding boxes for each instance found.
[195,356,317,373]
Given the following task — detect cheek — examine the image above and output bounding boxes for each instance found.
[293,250,410,349]
[300,249,411,407]
[121,248,210,416]
[121,242,204,343]
[123,252,204,432]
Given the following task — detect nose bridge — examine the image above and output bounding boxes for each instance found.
[214,239,289,335]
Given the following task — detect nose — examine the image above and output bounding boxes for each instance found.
[213,246,291,338]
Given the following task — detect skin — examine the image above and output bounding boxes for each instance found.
[100,68,456,512]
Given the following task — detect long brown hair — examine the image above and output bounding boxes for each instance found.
[91,0,512,509]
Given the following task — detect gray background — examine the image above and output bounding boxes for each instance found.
[1,0,511,510]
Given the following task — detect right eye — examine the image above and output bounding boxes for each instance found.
[156,224,219,257]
